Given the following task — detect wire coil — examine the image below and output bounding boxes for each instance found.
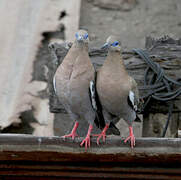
[133,49,181,137]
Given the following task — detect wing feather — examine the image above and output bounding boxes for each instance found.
[53,75,57,94]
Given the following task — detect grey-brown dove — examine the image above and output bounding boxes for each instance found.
[96,35,140,148]
[53,29,95,149]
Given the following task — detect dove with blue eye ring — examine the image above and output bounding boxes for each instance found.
[54,29,94,150]
[96,35,140,148]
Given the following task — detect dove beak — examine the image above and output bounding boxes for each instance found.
[101,42,109,50]
[76,35,83,41]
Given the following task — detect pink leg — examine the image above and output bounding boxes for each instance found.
[124,126,135,148]
[62,121,79,140]
[80,124,93,150]
[93,124,109,145]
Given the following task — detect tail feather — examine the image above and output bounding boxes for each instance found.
[107,122,120,135]
[135,114,141,122]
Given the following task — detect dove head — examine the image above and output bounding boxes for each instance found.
[75,29,89,44]
[101,35,121,52]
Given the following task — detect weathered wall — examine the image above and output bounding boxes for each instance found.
[0,0,81,135]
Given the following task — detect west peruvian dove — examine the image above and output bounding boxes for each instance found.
[96,35,140,148]
[53,29,96,149]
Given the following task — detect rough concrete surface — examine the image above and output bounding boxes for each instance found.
[80,0,181,49]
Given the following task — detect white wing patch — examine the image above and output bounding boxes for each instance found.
[53,75,57,94]
[89,80,97,110]
[129,90,137,111]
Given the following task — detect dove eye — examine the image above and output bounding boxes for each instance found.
[75,32,79,39]
[112,41,119,47]
[84,33,88,39]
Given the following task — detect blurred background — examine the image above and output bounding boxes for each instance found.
[0,0,180,137]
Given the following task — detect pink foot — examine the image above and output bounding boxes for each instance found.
[80,134,91,150]
[80,124,93,150]
[62,121,79,140]
[62,132,79,140]
[124,126,135,148]
[93,124,109,145]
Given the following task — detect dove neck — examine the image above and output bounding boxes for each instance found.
[108,50,125,69]
[74,41,88,51]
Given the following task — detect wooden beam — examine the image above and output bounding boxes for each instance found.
[0,134,181,158]
[0,134,181,179]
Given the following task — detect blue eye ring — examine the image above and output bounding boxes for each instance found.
[111,41,119,47]
[75,32,79,39]
[84,33,88,39]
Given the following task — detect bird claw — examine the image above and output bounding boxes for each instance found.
[124,134,135,148]
[80,135,91,150]
[93,132,106,145]
[93,124,109,145]
[62,132,79,140]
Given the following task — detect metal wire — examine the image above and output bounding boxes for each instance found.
[133,49,181,137]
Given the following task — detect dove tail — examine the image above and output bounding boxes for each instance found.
[135,114,141,122]
[89,72,105,129]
